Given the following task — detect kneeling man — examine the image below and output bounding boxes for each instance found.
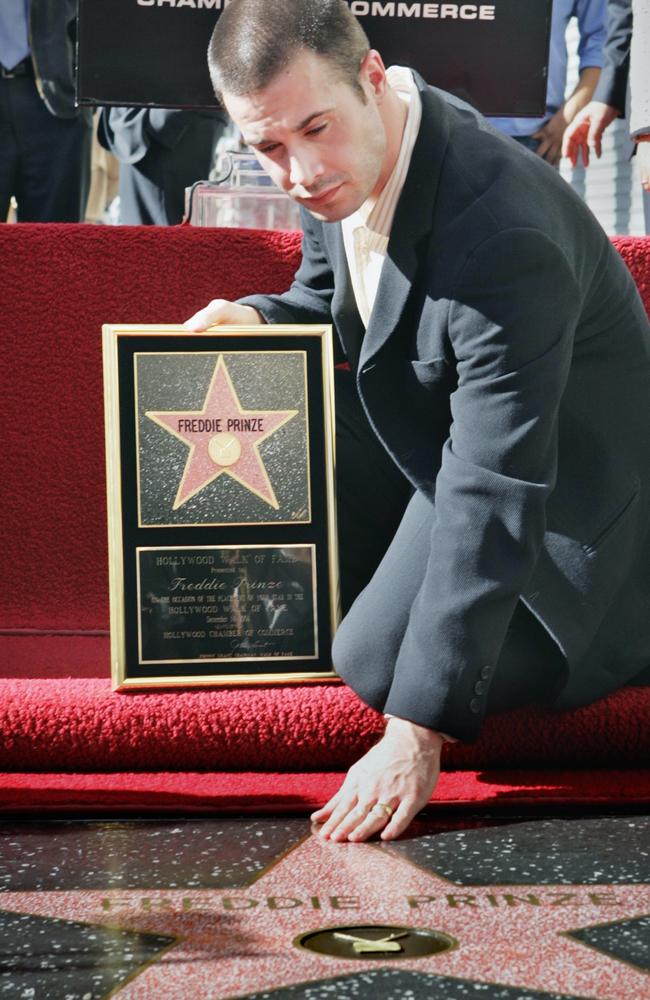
[186,0,650,842]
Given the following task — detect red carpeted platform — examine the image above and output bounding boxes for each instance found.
[1,769,649,815]
[1,648,650,773]
[1,225,649,814]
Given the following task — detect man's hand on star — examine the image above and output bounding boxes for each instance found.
[311,716,444,843]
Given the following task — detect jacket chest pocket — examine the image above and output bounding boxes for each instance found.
[370,358,454,445]
[406,359,455,420]
[408,358,451,389]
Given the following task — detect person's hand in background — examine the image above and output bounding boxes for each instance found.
[562,101,621,166]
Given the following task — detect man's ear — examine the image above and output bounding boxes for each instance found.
[359,49,388,102]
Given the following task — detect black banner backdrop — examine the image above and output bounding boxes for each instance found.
[78,0,552,117]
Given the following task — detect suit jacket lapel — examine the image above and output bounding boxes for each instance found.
[358,81,451,371]
[322,222,366,364]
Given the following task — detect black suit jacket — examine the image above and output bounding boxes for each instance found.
[242,77,650,739]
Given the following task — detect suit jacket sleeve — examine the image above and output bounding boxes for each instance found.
[239,209,336,325]
[97,108,197,165]
[29,0,88,119]
[592,0,633,113]
[382,229,581,741]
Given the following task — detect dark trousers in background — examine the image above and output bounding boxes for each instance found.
[0,75,91,222]
[334,367,565,722]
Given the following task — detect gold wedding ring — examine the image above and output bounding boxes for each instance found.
[372,802,394,819]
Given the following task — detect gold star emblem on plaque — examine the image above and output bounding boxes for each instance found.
[146,355,298,511]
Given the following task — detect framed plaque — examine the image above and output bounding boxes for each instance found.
[102,325,340,689]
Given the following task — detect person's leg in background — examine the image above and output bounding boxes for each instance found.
[0,75,20,221]
[9,74,91,222]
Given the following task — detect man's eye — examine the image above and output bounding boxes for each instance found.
[258,143,280,155]
[306,123,327,137]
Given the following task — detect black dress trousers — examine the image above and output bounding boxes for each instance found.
[0,69,91,223]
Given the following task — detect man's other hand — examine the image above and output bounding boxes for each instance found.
[531,109,569,167]
[637,141,650,192]
[562,101,620,167]
[310,716,444,842]
[184,300,264,331]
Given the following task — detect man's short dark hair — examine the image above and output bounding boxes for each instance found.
[208,0,371,102]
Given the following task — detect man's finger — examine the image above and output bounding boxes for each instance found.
[562,120,587,167]
[569,142,582,169]
[326,802,377,842]
[564,141,576,167]
[316,796,359,839]
[347,802,398,842]
[310,791,342,823]
[587,119,604,159]
[183,300,263,331]
[184,310,217,332]
[546,143,562,167]
[380,798,420,841]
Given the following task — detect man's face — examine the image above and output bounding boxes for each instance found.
[223,49,389,222]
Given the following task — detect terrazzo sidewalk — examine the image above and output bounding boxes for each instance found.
[0,814,648,999]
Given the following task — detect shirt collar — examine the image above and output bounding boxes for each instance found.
[354,65,422,236]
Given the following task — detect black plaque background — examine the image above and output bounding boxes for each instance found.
[116,333,334,681]
[78,0,551,117]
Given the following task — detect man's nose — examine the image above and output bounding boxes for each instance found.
[288,148,323,190]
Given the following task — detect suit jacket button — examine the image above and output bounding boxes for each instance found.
[480,665,491,680]
[474,680,487,695]
[469,698,481,714]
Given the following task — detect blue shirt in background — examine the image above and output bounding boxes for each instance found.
[0,0,30,72]
[490,0,606,137]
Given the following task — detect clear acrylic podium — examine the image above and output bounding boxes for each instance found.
[185,152,301,231]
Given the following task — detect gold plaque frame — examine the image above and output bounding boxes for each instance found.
[103,325,340,690]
